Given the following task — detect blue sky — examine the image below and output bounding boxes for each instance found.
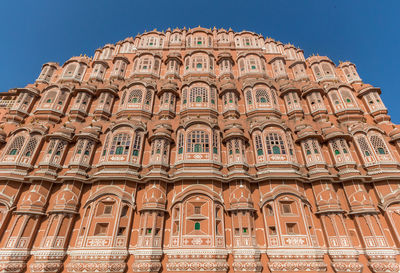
[1,0,399,121]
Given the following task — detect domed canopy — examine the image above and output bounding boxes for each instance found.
[141,183,167,211]
[229,184,254,210]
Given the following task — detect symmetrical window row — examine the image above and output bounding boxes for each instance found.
[0,126,397,173]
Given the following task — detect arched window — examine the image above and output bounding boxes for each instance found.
[182,88,187,105]
[7,136,25,155]
[212,131,218,154]
[110,133,131,155]
[239,59,245,72]
[144,90,153,106]
[363,91,385,112]
[190,87,208,103]
[139,57,152,71]
[178,133,184,154]
[284,92,301,113]
[313,66,322,80]
[265,133,286,155]
[64,63,77,78]
[329,138,353,164]
[22,137,38,157]
[187,131,209,153]
[307,91,326,113]
[102,134,110,156]
[132,133,142,156]
[301,138,325,166]
[322,63,334,76]
[111,59,127,79]
[341,89,355,105]
[255,89,270,104]
[128,90,142,103]
[255,134,263,156]
[370,135,389,155]
[357,136,373,157]
[246,90,253,105]
[44,91,57,104]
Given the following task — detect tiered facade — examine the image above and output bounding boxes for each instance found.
[0,27,399,273]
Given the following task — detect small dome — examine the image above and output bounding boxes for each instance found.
[229,184,253,210]
[322,125,350,141]
[20,190,46,211]
[53,188,79,212]
[295,124,320,141]
[142,183,166,210]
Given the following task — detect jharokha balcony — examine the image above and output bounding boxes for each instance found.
[0,27,397,273]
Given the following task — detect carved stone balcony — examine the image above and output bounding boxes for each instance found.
[64,124,102,179]
[69,84,96,122]
[6,86,40,123]
[35,123,75,180]
[93,83,119,121]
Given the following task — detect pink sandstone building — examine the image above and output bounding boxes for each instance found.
[0,27,399,273]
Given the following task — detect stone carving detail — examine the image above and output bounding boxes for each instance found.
[0,26,399,273]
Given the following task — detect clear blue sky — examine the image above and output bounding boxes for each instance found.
[1,1,399,122]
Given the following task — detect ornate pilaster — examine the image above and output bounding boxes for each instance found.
[0,181,52,273]
[30,181,83,273]
[132,181,167,273]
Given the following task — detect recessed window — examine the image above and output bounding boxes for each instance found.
[282,203,292,214]
[334,150,340,155]
[117,227,126,236]
[266,205,274,215]
[234,228,240,236]
[104,205,113,215]
[94,223,108,236]
[286,223,297,235]
[194,206,201,214]
[257,149,263,156]
[243,227,248,233]
[269,226,277,235]
[194,222,200,230]
[120,206,128,217]
[147,228,152,234]
[9,149,18,155]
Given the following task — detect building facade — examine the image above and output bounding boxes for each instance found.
[0,27,399,273]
